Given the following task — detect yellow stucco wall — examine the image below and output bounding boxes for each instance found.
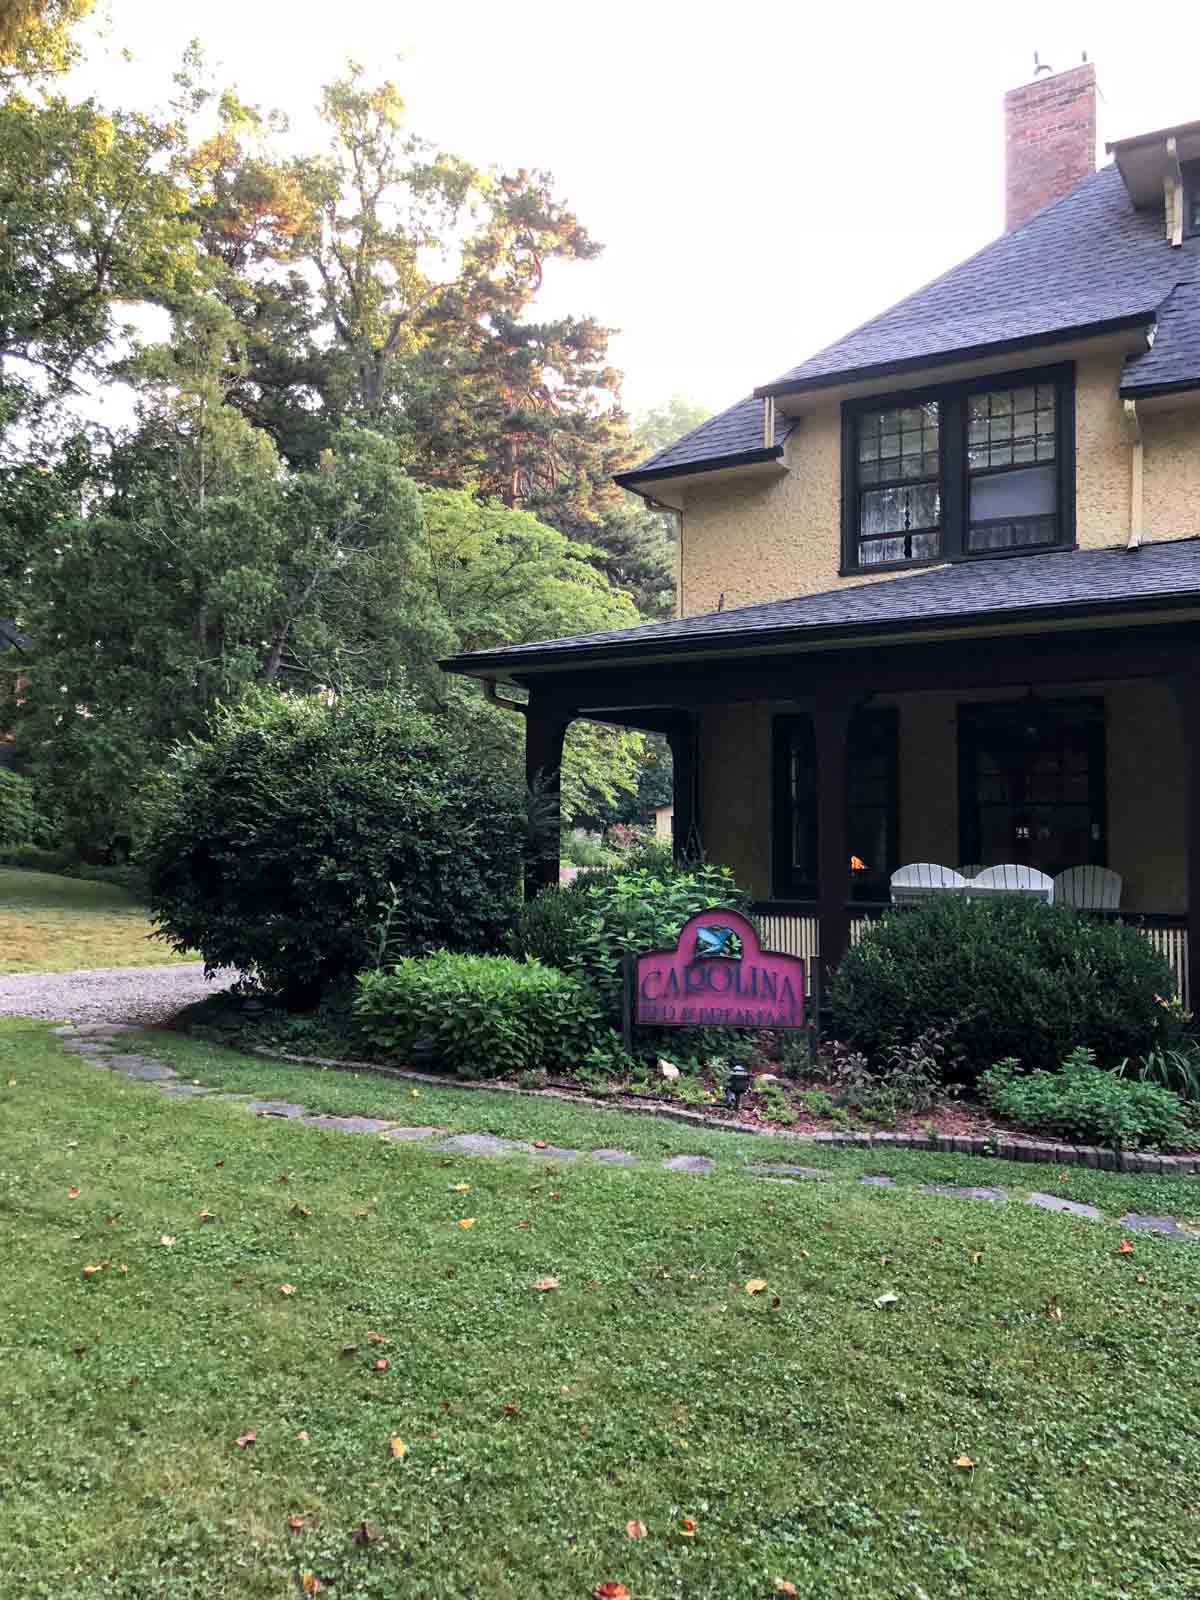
[698,682,1185,913]
[678,350,1200,618]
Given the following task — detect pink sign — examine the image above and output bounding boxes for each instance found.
[633,908,806,1030]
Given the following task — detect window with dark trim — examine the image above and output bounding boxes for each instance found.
[772,709,899,901]
[958,699,1106,877]
[841,364,1076,573]
[1184,160,1200,238]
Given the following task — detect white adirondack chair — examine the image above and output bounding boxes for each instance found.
[1053,865,1123,911]
[969,863,1054,902]
[890,863,968,906]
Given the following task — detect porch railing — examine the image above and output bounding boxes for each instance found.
[751,902,1190,1011]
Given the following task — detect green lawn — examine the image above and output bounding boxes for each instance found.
[0,867,187,973]
[4,1018,1200,1598]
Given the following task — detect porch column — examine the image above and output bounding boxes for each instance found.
[524,699,573,900]
[1175,671,1200,1008]
[814,687,855,975]
[666,713,698,862]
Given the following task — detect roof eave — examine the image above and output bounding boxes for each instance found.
[753,312,1158,401]
[439,587,1200,681]
[1119,375,1200,401]
[614,444,783,491]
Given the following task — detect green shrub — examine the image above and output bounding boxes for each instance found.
[1116,1043,1200,1103]
[513,857,752,1017]
[981,1049,1198,1150]
[0,769,38,849]
[141,690,526,1007]
[353,952,603,1079]
[830,896,1176,1082]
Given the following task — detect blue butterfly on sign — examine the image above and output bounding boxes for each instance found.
[693,925,743,961]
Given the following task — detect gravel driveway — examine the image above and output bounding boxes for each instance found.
[0,962,237,1026]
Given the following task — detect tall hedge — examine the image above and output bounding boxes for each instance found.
[141,690,525,1006]
[829,895,1177,1080]
[0,768,37,849]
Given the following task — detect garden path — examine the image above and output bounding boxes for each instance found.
[54,1023,1199,1243]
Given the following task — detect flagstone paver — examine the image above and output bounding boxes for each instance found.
[302,1114,396,1134]
[43,1024,1200,1242]
[1029,1193,1102,1220]
[1119,1213,1196,1239]
[921,1184,1007,1203]
[438,1132,530,1158]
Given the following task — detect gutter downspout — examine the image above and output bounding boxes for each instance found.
[1123,398,1144,550]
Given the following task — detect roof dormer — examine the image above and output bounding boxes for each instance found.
[1107,120,1200,245]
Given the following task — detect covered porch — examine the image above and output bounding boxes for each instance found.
[442,547,1200,1008]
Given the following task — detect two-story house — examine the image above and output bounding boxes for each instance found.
[443,63,1200,1006]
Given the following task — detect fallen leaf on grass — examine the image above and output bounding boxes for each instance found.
[68,1186,81,1199]
[624,1520,647,1539]
[1136,1273,1147,1285]
[353,1521,376,1545]
[1118,1239,1134,1256]
[874,1292,899,1309]
[287,1515,306,1532]
[970,1251,984,1266]
[105,1213,120,1224]
[516,1219,531,1229]
[300,1573,323,1595]
[389,1437,407,1459]
[533,1140,548,1149]
[81,1264,102,1278]
[296,1431,310,1442]
[502,1402,520,1417]
[770,1295,782,1310]
[953,1454,976,1470]
[744,1278,768,1295]
[775,1583,798,1596]
[367,1331,387,1344]
[160,1236,176,1247]
[456,1217,477,1231]
[374,1359,390,1372]
[215,1160,225,1168]
[451,1183,471,1193]
[530,1276,560,1292]
[198,1208,215,1224]
[118,1263,128,1273]
[410,1088,420,1097]
[593,1585,630,1599]
[280,1283,297,1296]
[549,1191,561,1201]
[290,1204,313,1219]
[235,1430,257,1449]
[6,1077,15,1088]
[1046,1299,1064,1322]
[679,1517,698,1537]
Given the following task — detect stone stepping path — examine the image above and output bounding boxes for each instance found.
[46,1025,1200,1241]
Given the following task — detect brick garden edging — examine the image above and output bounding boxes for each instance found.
[241,1044,1200,1177]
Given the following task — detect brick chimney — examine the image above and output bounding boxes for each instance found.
[1004,62,1097,231]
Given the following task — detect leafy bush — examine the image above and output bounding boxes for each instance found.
[0,843,144,893]
[830,896,1176,1082]
[820,1028,955,1124]
[1116,1043,1200,1103]
[0,770,38,849]
[141,690,526,1006]
[981,1050,1198,1150]
[513,857,752,1017]
[354,952,603,1079]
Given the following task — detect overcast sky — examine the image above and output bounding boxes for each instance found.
[70,0,1199,419]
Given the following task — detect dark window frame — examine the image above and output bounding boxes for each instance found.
[771,708,900,901]
[840,363,1076,575]
[1183,159,1200,239]
[957,697,1106,874]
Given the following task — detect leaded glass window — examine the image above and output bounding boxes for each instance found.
[966,384,1059,554]
[855,403,941,566]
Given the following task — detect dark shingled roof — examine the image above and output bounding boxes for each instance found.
[0,619,26,653]
[617,394,794,484]
[443,539,1200,673]
[1121,280,1200,396]
[758,166,1197,394]
[622,164,1200,483]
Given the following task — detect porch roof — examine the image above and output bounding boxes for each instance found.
[441,538,1200,680]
